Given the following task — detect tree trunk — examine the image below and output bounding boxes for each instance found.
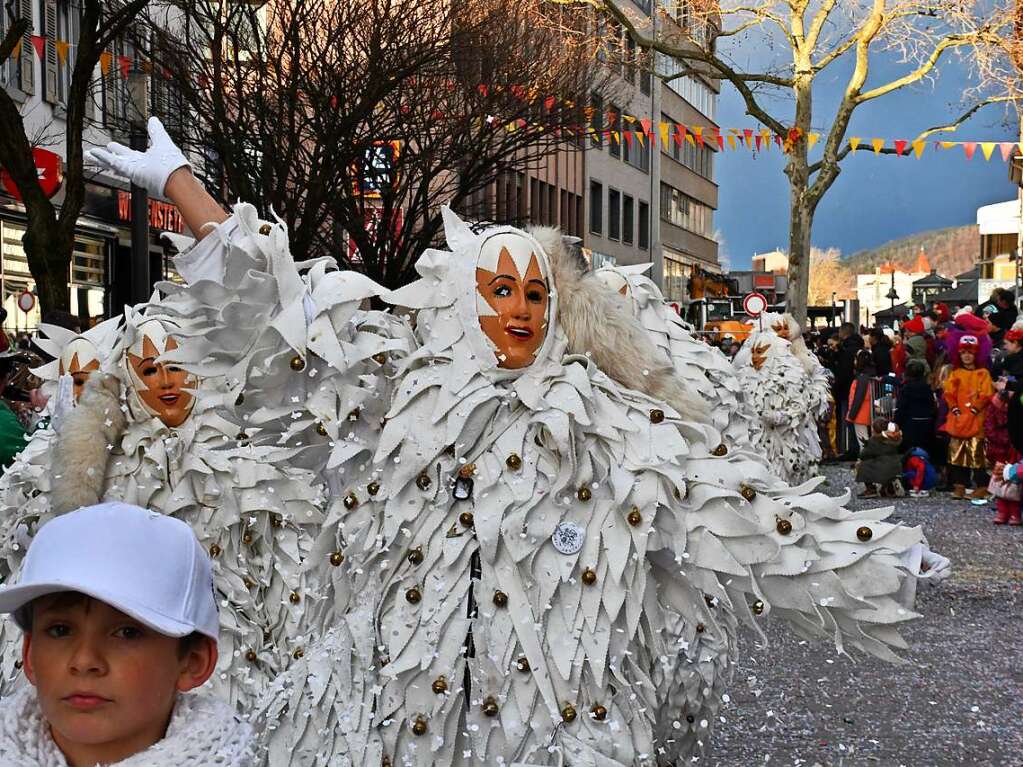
[786,184,813,325]
[22,206,72,315]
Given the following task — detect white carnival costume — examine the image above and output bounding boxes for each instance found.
[268,211,939,767]
[734,314,831,485]
[594,264,752,446]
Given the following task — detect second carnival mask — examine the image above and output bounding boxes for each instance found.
[122,315,198,427]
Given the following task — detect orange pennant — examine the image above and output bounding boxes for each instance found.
[727,134,736,150]
[99,51,112,75]
[912,140,926,158]
[55,40,70,66]
[962,142,977,160]
[10,39,21,60]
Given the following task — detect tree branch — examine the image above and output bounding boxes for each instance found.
[855,32,985,104]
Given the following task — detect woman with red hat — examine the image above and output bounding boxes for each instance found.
[943,335,994,501]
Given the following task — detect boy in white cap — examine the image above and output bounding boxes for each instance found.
[0,502,254,766]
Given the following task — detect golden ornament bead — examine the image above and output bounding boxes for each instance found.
[432,676,448,694]
[259,223,272,235]
[776,518,792,536]
[627,507,642,527]
[289,591,301,604]
[408,547,424,566]
[711,444,728,457]
[458,463,476,479]
[289,355,305,372]
[493,590,508,608]
[411,717,427,736]
[209,544,221,557]
[367,481,381,496]
[751,600,765,615]
[406,587,422,604]
[330,551,344,566]
[591,704,608,721]
[372,352,387,365]
[292,648,304,660]
[516,656,531,672]
[740,484,757,502]
[316,422,328,436]
[506,453,522,470]
[245,650,258,663]
[856,525,873,542]
[695,622,705,633]
[482,696,499,717]
[416,472,432,490]
[650,409,665,424]
[562,704,577,723]
[459,511,474,528]
[577,486,592,502]
[343,493,358,510]
[581,568,597,586]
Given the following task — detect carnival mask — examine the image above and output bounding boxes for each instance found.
[751,342,772,371]
[771,319,791,340]
[124,319,196,427]
[475,233,550,369]
[58,338,101,402]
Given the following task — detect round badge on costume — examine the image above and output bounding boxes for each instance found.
[552,521,585,555]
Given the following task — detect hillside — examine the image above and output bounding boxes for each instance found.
[842,225,979,279]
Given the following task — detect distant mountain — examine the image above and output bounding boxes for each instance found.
[842,225,979,279]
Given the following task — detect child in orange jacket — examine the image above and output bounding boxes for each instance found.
[942,335,994,501]
[846,349,874,449]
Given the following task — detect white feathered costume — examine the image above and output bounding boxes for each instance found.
[266,210,931,767]
[734,313,832,485]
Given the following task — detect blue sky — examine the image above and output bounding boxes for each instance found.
[714,48,1019,270]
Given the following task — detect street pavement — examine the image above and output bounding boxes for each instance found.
[707,463,1022,767]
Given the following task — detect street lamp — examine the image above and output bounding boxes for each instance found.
[831,291,837,327]
[886,268,899,318]
[127,67,150,305]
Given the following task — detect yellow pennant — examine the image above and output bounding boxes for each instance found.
[939,141,956,150]
[99,51,112,75]
[658,122,670,148]
[685,134,695,146]
[871,138,885,154]
[55,41,70,66]
[981,142,996,161]
[635,130,645,147]
[807,132,820,150]
[849,137,861,152]
[912,140,926,158]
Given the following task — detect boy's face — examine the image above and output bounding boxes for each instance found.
[22,595,215,766]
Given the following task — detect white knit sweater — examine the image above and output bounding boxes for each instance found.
[0,686,255,766]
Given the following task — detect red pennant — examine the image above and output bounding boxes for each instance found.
[640,118,652,137]
[754,135,763,151]
[962,142,977,160]
[544,96,555,111]
[623,131,633,147]
[716,133,724,150]
[118,55,131,79]
[743,129,754,146]
[694,130,704,148]
[673,124,684,145]
[477,84,489,97]
[1000,142,1015,162]
[31,35,45,60]
[774,135,783,147]
[894,139,907,156]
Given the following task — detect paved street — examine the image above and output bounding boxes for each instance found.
[708,464,1022,767]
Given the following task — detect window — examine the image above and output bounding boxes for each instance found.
[663,256,689,302]
[2,0,35,93]
[655,53,717,120]
[608,105,621,158]
[623,195,634,245]
[638,201,649,249]
[609,188,621,241]
[640,47,651,96]
[625,35,637,85]
[660,183,714,236]
[622,116,650,172]
[590,93,603,149]
[662,112,715,180]
[589,180,603,235]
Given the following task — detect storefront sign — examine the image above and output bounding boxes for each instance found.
[0,149,63,201]
[117,191,185,233]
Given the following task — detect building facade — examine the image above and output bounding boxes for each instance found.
[976,199,1020,301]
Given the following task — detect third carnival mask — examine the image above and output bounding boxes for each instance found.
[59,338,101,402]
[770,318,791,340]
[474,232,550,369]
[124,318,197,427]
[751,342,772,371]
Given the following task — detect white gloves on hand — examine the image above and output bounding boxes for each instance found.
[919,547,951,583]
[85,117,190,197]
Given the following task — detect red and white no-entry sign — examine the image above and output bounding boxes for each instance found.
[17,291,35,314]
[743,291,768,317]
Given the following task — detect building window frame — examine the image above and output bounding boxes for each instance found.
[608,187,621,241]
[589,179,603,236]
[623,194,634,245]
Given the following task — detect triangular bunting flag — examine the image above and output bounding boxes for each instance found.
[544,96,555,111]
[871,138,884,154]
[55,41,70,66]
[893,140,907,156]
[623,131,633,147]
[939,141,956,150]
[743,128,754,146]
[478,84,489,97]
[118,55,131,79]
[99,51,112,75]
[754,134,763,151]
[849,137,862,152]
[716,133,724,150]
[727,134,736,150]
[685,133,696,146]
[962,142,977,160]
[693,126,704,147]
[658,122,670,148]
[912,140,926,158]
[673,124,684,145]
[807,133,820,150]
[980,142,996,161]
[31,35,45,60]
[640,118,652,137]
[774,135,783,148]
[1000,142,1015,162]
[10,39,21,60]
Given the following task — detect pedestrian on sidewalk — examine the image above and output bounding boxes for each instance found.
[846,349,875,451]
[993,460,1023,525]
[943,335,994,502]
[856,418,905,498]
[896,359,936,457]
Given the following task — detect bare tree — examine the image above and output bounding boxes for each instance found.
[806,246,853,305]
[145,0,603,287]
[565,0,1017,322]
[0,0,149,314]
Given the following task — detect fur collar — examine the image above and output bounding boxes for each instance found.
[0,685,254,766]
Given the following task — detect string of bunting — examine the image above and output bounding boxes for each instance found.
[10,36,1019,161]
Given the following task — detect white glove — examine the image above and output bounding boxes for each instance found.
[48,373,76,434]
[919,547,951,583]
[85,117,189,197]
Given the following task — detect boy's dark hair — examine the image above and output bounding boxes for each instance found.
[871,417,889,435]
[24,591,207,658]
[905,359,926,381]
[854,348,873,371]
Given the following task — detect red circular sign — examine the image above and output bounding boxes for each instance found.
[17,291,35,313]
[743,292,768,317]
[1,148,63,202]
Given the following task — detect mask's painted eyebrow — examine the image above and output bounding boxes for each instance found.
[488,274,516,285]
[526,279,547,289]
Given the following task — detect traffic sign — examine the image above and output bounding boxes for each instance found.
[0,149,63,201]
[743,292,768,317]
[17,291,35,314]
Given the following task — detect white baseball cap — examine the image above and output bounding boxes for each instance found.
[0,502,219,640]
